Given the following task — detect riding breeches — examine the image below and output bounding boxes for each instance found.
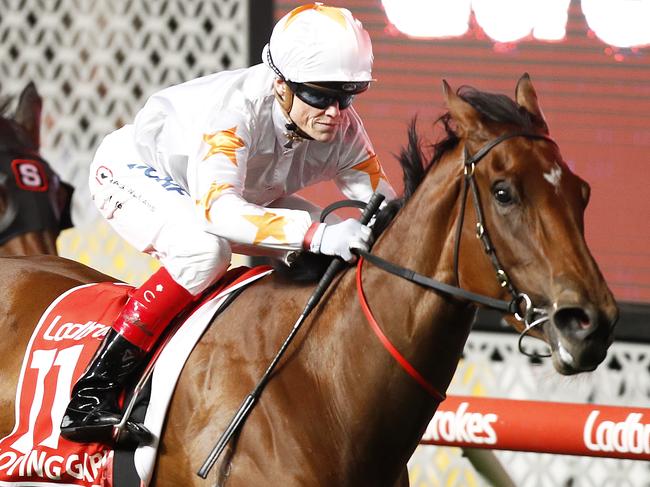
[89,125,325,296]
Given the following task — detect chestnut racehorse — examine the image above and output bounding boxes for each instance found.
[0,82,72,256]
[0,75,617,486]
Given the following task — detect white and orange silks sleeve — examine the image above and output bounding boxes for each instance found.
[192,112,312,251]
[334,110,397,204]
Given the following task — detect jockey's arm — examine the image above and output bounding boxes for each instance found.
[192,110,392,259]
[192,115,312,252]
[332,114,397,207]
[333,151,396,206]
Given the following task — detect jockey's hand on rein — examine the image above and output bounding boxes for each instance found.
[315,219,373,263]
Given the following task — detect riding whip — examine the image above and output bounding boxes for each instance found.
[197,191,385,479]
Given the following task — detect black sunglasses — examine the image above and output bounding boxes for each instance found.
[286,81,359,110]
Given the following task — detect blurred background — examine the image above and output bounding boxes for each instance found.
[1,1,648,485]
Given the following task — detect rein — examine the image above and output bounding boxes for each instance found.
[356,255,446,401]
[352,132,559,397]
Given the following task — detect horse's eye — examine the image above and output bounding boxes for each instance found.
[492,182,514,205]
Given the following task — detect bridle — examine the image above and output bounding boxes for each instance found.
[456,131,557,329]
[355,131,558,360]
[457,131,559,354]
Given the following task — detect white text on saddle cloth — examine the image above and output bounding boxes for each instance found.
[0,282,131,487]
[42,316,111,342]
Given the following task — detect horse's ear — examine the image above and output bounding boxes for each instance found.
[15,82,42,150]
[442,79,481,136]
[515,73,549,134]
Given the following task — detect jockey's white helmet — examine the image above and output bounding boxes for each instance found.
[262,3,374,85]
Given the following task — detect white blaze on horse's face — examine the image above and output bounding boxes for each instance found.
[543,162,563,193]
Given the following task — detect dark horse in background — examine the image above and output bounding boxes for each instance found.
[0,75,617,486]
[0,82,73,256]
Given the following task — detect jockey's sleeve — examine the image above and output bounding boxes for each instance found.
[333,112,397,204]
[193,114,312,251]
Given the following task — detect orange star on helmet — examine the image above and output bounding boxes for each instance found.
[202,127,245,165]
[244,212,289,244]
[284,4,348,30]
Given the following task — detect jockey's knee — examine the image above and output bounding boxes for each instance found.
[158,230,232,296]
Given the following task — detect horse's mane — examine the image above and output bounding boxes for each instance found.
[274,84,537,281]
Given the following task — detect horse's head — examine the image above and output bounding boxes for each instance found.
[445,74,618,375]
[0,82,73,256]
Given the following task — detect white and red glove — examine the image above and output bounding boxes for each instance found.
[303,220,372,263]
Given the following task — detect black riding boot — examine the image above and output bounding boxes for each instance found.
[60,328,152,445]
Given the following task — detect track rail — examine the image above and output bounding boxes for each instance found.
[421,396,650,460]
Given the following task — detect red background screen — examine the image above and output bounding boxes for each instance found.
[276,0,650,303]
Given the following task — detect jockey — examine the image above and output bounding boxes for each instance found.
[60,3,395,444]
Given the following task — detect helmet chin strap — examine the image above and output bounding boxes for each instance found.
[273,85,313,148]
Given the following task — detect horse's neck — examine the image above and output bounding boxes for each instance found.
[320,147,478,475]
[378,150,464,277]
[0,232,58,256]
[367,144,475,392]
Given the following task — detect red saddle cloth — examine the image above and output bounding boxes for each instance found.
[0,266,271,487]
[0,282,126,486]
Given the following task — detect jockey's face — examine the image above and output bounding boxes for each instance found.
[275,79,342,143]
[290,94,341,142]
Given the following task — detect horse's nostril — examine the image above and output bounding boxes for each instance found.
[577,315,591,329]
[554,307,593,335]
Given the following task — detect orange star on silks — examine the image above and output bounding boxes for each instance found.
[196,183,234,222]
[202,127,245,165]
[352,152,388,191]
[243,212,289,244]
[284,4,348,30]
